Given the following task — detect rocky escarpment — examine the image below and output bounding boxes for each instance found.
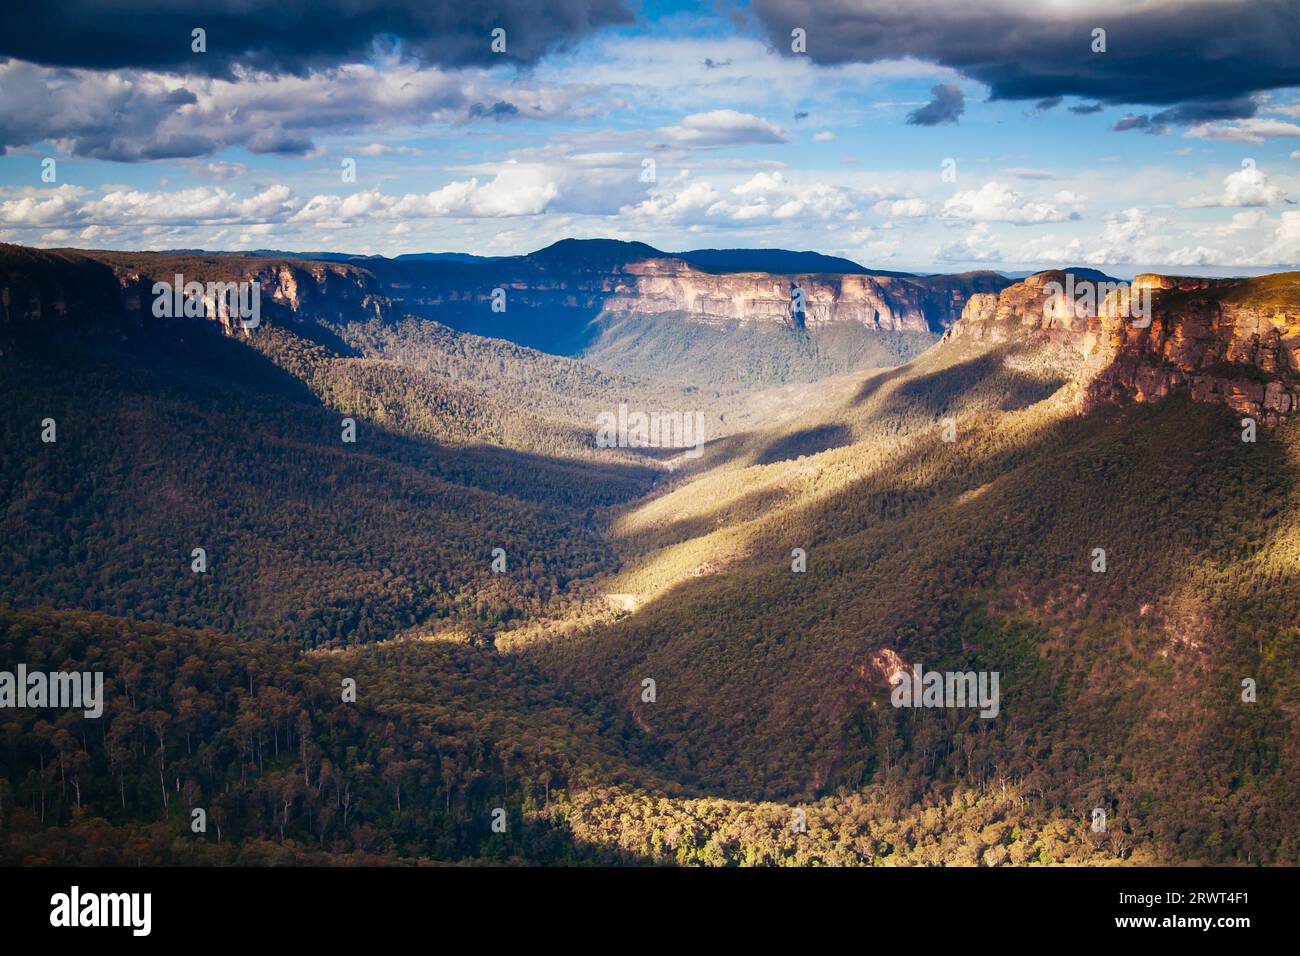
[0,244,389,333]
[1,241,1008,349]
[574,260,1007,333]
[944,270,1300,424]
[364,242,1010,335]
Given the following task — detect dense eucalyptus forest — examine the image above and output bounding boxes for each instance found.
[1,245,1298,866]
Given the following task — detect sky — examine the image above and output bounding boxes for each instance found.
[3,0,1300,276]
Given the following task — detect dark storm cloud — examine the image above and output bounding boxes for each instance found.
[1113,114,1165,134]
[1069,103,1105,115]
[1112,98,1258,135]
[750,0,1300,122]
[0,0,633,75]
[907,84,964,126]
[1149,99,1259,124]
[247,129,316,155]
[469,101,520,119]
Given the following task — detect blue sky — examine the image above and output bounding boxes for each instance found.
[3,0,1300,276]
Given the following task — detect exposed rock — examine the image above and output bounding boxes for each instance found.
[369,252,1010,335]
[0,244,388,332]
[1,243,1011,344]
[597,260,1007,333]
[943,269,1300,423]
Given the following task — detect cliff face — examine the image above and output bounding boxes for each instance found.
[1,243,1008,344]
[0,244,388,332]
[566,259,1006,333]
[369,253,1010,335]
[944,270,1300,424]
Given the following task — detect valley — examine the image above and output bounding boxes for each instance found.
[313,239,1008,386]
[1,241,1297,866]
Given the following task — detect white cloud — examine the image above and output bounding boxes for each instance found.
[627,177,724,219]
[1186,118,1300,143]
[538,34,959,118]
[72,185,297,225]
[0,57,616,162]
[655,110,789,148]
[873,197,930,218]
[812,131,836,142]
[935,223,1000,262]
[204,162,249,181]
[0,185,94,226]
[293,169,560,222]
[1009,232,1086,264]
[1083,207,1220,266]
[622,170,868,226]
[940,181,1083,224]
[1003,204,1294,268]
[0,171,566,232]
[1219,210,1267,233]
[1265,210,1300,262]
[725,172,857,220]
[1184,165,1287,207]
[1003,167,1058,180]
[353,143,420,157]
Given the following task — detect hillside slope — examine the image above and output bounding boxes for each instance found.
[0,245,679,646]
[507,270,1300,863]
[3,251,1298,866]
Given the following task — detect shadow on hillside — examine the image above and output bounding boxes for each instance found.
[631,344,1077,542]
[518,394,1288,807]
[291,315,362,357]
[754,423,853,465]
[612,477,812,554]
[10,311,322,406]
[349,257,629,355]
[895,350,1069,416]
[851,347,1071,416]
[682,348,1059,479]
[13,289,1293,850]
[6,313,658,510]
[414,301,608,356]
[851,364,914,405]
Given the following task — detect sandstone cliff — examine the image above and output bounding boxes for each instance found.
[0,244,388,332]
[602,261,1007,333]
[943,270,1300,424]
[1,242,1006,340]
[362,242,1009,335]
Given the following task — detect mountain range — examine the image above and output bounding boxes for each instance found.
[1,239,1297,866]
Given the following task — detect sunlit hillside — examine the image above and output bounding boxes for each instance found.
[504,291,1300,863]
[3,249,1298,866]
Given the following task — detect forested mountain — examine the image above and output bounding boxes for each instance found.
[1,244,1298,866]
[23,240,1009,387]
[501,270,1300,862]
[313,239,1011,382]
[674,247,914,276]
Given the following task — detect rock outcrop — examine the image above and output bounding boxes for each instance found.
[562,259,1006,333]
[363,242,1010,335]
[0,244,388,332]
[943,269,1300,424]
[1,242,1011,344]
